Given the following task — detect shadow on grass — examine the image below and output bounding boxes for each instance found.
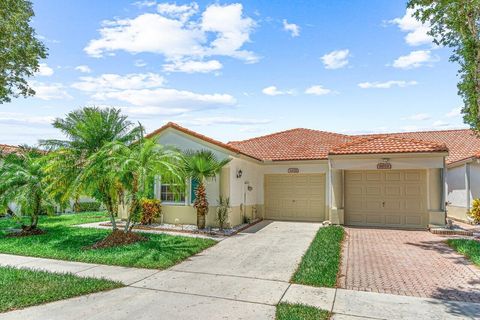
[0,224,215,269]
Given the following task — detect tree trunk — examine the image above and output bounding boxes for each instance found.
[194,182,208,229]
[197,211,206,230]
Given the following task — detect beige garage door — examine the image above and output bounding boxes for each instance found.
[345,170,428,229]
[264,174,325,221]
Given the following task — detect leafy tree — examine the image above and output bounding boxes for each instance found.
[183,150,230,229]
[79,138,183,233]
[407,1,480,130]
[0,147,54,231]
[41,107,142,229]
[0,0,48,103]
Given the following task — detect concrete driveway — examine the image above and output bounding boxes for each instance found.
[1,221,320,320]
[339,227,480,302]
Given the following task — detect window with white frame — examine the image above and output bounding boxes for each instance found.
[160,183,185,203]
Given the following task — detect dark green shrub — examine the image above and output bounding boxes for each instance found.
[75,201,101,212]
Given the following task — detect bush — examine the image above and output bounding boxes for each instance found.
[469,199,480,223]
[141,199,161,225]
[216,196,230,230]
[75,201,101,213]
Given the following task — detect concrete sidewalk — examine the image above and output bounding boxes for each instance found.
[1,220,479,320]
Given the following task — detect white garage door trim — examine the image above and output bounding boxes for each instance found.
[264,173,326,222]
[345,170,428,229]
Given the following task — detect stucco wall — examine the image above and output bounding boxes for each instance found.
[447,165,467,208]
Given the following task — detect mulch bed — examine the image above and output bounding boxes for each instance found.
[5,228,46,238]
[99,218,263,237]
[86,230,147,249]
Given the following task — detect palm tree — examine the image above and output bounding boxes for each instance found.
[41,107,142,229]
[183,150,230,229]
[0,147,54,231]
[79,138,183,234]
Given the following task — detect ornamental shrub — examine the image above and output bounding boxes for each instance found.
[75,201,101,212]
[141,199,161,225]
[469,199,480,223]
[216,196,230,230]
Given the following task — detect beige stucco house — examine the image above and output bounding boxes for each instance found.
[123,122,479,230]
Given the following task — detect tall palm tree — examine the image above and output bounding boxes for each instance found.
[41,107,142,229]
[183,150,230,229]
[0,147,54,231]
[79,138,183,233]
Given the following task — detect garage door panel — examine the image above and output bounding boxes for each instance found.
[366,214,384,224]
[385,215,402,225]
[366,172,382,181]
[345,170,427,229]
[366,186,382,195]
[265,174,325,222]
[385,185,402,196]
[385,172,402,181]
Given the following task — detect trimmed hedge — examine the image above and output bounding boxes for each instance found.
[75,201,101,212]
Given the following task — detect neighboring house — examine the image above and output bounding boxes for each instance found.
[0,144,22,214]
[126,122,454,229]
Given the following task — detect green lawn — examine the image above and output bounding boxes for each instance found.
[0,212,216,269]
[276,303,330,320]
[446,238,480,266]
[291,226,344,287]
[0,266,122,313]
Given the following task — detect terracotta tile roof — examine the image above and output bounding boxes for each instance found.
[146,123,480,164]
[228,128,351,161]
[329,135,448,155]
[358,129,480,164]
[145,122,261,160]
[0,144,20,155]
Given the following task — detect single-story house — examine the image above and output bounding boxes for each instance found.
[118,122,480,230]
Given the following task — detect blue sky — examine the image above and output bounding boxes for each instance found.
[1,0,465,145]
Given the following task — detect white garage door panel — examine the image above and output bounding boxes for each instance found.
[265,174,325,222]
[345,170,428,229]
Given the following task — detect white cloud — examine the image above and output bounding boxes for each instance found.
[304,85,332,96]
[85,3,257,72]
[262,86,293,96]
[185,116,271,126]
[433,120,449,127]
[75,65,92,73]
[392,50,436,69]
[96,88,235,112]
[30,81,72,100]
[72,73,166,92]
[0,112,55,125]
[36,63,54,76]
[283,19,300,37]
[358,80,418,89]
[445,107,462,118]
[390,8,433,46]
[134,59,147,67]
[321,49,350,69]
[402,113,431,121]
[163,60,222,73]
[72,72,236,116]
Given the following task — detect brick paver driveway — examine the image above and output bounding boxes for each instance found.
[339,227,480,302]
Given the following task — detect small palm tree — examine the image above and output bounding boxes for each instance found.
[0,147,54,231]
[41,107,142,229]
[183,150,230,229]
[79,138,183,234]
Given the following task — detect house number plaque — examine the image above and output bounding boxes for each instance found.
[376,162,392,170]
[288,168,300,173]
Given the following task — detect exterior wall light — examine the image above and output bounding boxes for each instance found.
[236,169,243,179]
